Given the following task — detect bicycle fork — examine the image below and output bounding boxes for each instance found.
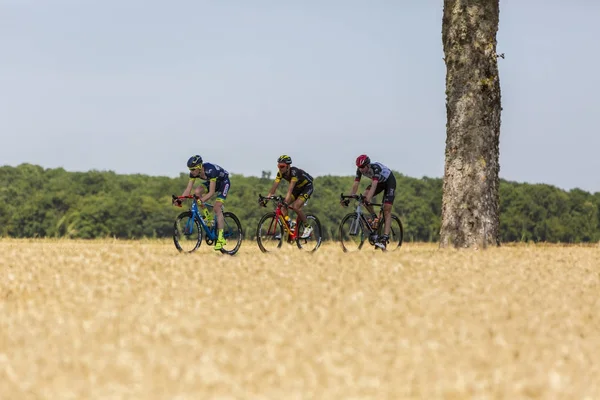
[349,215,362,236]
[349,204,366,236]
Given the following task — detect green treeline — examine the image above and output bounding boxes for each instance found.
[1,164,599,243]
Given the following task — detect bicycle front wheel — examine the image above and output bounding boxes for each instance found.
[219,212,243,255]
[256,212,283,253]
[378,214,404,251]
[296,214,322,252]
[173,211,203,253]
[339,213,366,252]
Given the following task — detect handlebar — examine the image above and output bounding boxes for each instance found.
[258,194,290,207]
[340,193,363,201]
[339,193,382,207]
[171,194,213,208]
[173,194,195,200]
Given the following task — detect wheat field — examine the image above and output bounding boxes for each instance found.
[1,238,599,399]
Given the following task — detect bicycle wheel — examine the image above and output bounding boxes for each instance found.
[339,213,366,252]
[296,214,322,252]
[173,211,203,253]
[256,212,284,253]
[219,212,243,255]
[378,214,404,251]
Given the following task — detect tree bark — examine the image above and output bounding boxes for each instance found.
[440,0,501,248]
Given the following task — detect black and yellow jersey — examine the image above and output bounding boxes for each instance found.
[276,166,313,188]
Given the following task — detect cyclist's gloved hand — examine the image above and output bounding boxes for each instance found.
[173,198,182,207]
[258,198,267,207]
[340,199,350,207]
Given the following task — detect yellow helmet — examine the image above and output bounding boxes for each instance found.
[277,154,292,165]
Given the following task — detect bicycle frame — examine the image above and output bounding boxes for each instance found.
[339,193,403,252]
[342,194,384,235]
[261,195,300,240]
[175,195,218,241]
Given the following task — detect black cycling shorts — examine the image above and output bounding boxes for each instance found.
[366,173,396,204]
[201,178,231,202]
[291,184,314,202]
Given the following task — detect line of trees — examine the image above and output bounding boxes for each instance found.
[1,164,598,243]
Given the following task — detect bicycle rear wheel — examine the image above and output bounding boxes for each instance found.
[296,214,322,252]
[378,214,404,251]
[219,212,243,255]
[173,211,203,253]
[339,213,366,252]
[256,212,283,253]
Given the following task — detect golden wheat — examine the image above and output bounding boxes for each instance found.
[1,239,599,399]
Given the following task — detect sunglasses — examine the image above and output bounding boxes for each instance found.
[278,164,288,169]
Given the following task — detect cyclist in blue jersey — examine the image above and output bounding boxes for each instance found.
[175,154,231,251]
[342,154,397,250]
[260,154,315,239]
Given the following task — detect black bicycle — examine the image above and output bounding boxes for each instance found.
[339,193,403,252]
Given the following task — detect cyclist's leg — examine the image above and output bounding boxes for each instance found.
[194,182,211,219]
[214,180,230,249]
[281,198,290,221]
[364,184,377,215]
[381,174,396,237]
[294,186,314,238]
[194,182,208,198]
[214,180,230,231]
[290,185,312,223]
[366,182,386,224]
[214,200,225,230]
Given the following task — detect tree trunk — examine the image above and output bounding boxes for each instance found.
[439,0,501,249]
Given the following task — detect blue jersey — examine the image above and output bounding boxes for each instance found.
[189,162,229,183]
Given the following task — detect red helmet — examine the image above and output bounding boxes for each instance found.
[356,154,370,168]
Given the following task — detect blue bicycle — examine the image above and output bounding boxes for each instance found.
[172,194,243,255]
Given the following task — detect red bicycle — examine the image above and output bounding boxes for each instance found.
[256,194,322,253]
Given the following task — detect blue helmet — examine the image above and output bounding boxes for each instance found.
[187,155,203,169]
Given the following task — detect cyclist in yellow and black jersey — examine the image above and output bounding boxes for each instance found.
[261,154,314,238]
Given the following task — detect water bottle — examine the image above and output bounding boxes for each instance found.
[202,208,214,226]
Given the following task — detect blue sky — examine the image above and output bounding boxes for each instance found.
[1,0,599,193]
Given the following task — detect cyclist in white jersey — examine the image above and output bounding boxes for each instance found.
[342,154,397,250]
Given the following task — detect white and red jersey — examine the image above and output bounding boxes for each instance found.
[355,162,391,183]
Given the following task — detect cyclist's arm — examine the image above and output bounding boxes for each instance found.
[182,179,195,197]
[364,180,378,203]
[365,164,384,203]
[349,167,362,196]
[349,179,360,196]
[200,179,217,203]
[266,179,280,197]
